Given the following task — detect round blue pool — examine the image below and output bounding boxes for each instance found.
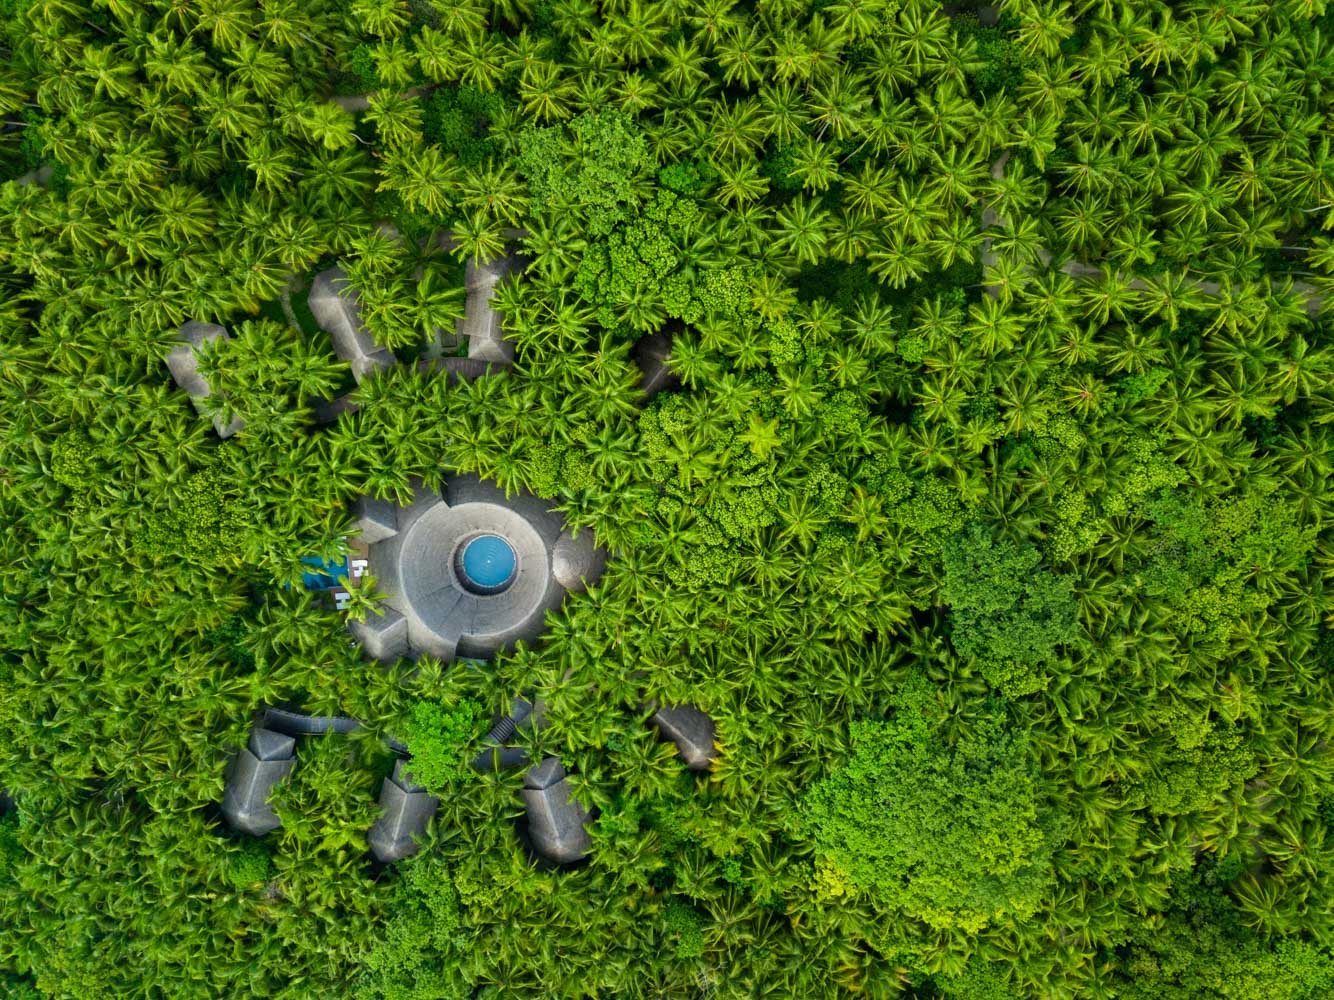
[458,534,517,593]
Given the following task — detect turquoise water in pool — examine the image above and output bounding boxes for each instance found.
[460,534,516,590]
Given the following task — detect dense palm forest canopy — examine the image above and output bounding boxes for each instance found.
[3,0,1334,996]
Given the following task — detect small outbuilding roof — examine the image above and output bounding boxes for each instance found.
[459,255,518,365]
[248,727,296,762]
[167,321,244,438]
[651,704,718,771]
[349,607,411,662]
[425,356,504,383]
[309,267,396,383]
[551,529,606,594]
[522,757,593,864]
[221,727,296,836]
[353,495,399,545]
[367,759,439,863]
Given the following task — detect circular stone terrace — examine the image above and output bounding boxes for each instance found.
[348,475,605,662]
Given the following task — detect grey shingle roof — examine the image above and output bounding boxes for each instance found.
[522,757,592,864]
[352,495,399,545]
[367,759,439,863]
[551,528,606,594]
[167,322,244,438]
[248,727,296,762]
[355,475,604,663]
[525,755,565,790]
[472,744,533,772]
[459,255,518,365]
[651,704,718,771]
[309,267,396,383]
[260,708,367,741]
[221,727,296,836]
[310,237,615,653]
[417,356,504,383]
[311,393,360,424]
[306,239,529,435]
[348,607,410,661]
[393,758,427,791]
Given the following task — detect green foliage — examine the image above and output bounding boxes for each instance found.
[761,143,806,194]
[1135,490,1318,641]
[1116,859,1334,1000]
[16,109,46,172]
[399,699,485,790]
[802,701,1063,933]
[423,86,503,167]
[356,858,466,1000]
[200,613,256,670]
[574,189,708,328]
[137,469,245,564]
[348,43,380,91]
[219,840,273,889]
[48,431,98,492]
[1112,366,1172,408]
[0,972,42,1000]
[941,524,1078,694]
[662,901,706,959]
[935,959,1022,1000]
[657,160,714,198]
[1130,710,1256,817]
[860,463,970,552]
[526,441,598,498]
[517,109,650,236]
[795,258,885,312]
[0,812,21,872]
[3,0,1334,995]
[953,14,1028,94]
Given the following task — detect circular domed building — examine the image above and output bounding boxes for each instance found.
[347,475,605,661]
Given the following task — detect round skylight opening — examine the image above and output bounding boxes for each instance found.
[457,533,517,594]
